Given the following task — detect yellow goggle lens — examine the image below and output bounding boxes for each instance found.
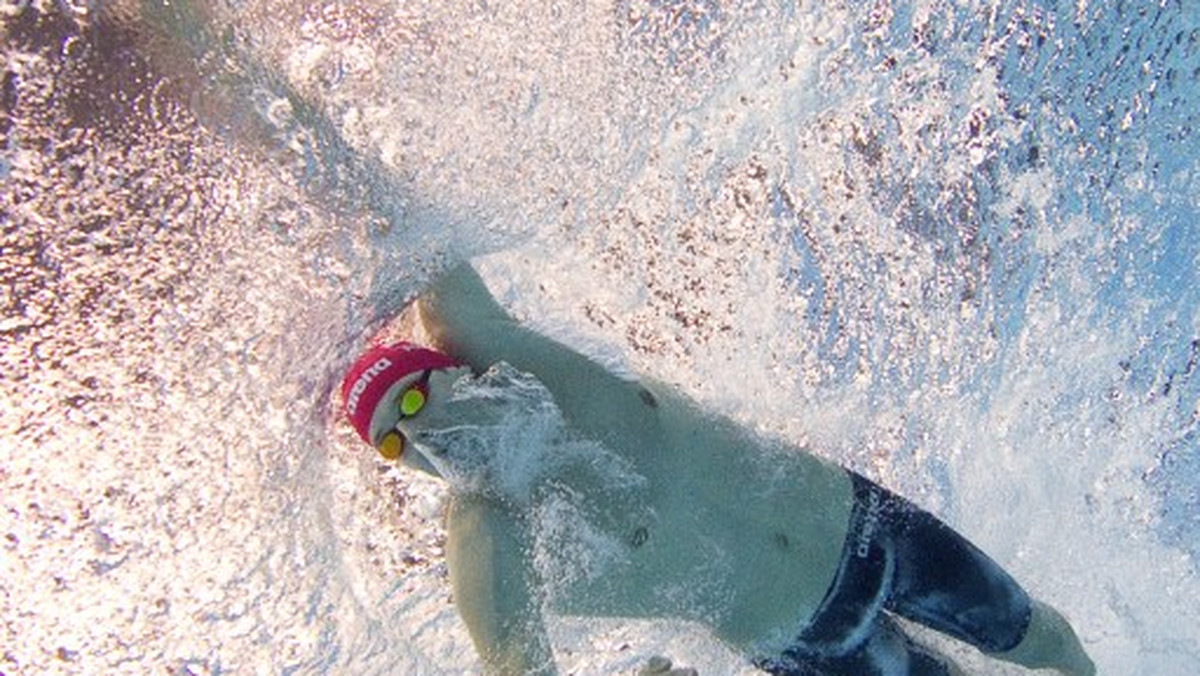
[377,431,404,460]
[399,388,427,417]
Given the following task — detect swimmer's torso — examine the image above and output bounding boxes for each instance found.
[412,266,854,652]
[536,382,854,653]
[406,363,853,653]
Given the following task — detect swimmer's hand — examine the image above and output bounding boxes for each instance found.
[637,655,697,676]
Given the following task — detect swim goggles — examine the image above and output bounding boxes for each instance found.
[375,370,431,460]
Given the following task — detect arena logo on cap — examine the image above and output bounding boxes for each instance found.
[346,357,393,416]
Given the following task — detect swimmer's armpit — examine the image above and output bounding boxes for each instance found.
[637,655,698,676]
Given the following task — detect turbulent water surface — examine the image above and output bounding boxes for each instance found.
[3,1,1199,674]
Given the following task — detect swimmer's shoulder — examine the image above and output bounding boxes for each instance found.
[419,263,662,443]
[419,263,511,356]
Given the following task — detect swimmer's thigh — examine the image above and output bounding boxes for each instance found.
[885,501,1032,653]
[757,617,954,676]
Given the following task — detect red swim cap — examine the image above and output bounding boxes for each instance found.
[340,341,462,445]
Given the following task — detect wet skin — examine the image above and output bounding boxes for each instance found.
[386,264,853,667]
[373,263,1094,676]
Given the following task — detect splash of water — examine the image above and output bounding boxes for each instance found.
[3,1,1198,674]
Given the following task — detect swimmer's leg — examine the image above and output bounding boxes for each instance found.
[989,600,1095,676]
[874,484,1095,676]
[859,618,967,676]
[757,617,965,676]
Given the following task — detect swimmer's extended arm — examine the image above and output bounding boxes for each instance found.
[420,263,660,448]
[446,494,557,676]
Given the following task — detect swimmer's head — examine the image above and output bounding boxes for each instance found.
[341,341,463,461]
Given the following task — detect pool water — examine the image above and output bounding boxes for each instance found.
[2,1,1197,674]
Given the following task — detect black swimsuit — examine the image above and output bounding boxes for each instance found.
[756,473,1032,676]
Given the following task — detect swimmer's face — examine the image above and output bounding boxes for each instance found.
[368,365,472,470]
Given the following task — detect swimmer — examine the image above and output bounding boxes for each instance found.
[340,263,1096,676]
